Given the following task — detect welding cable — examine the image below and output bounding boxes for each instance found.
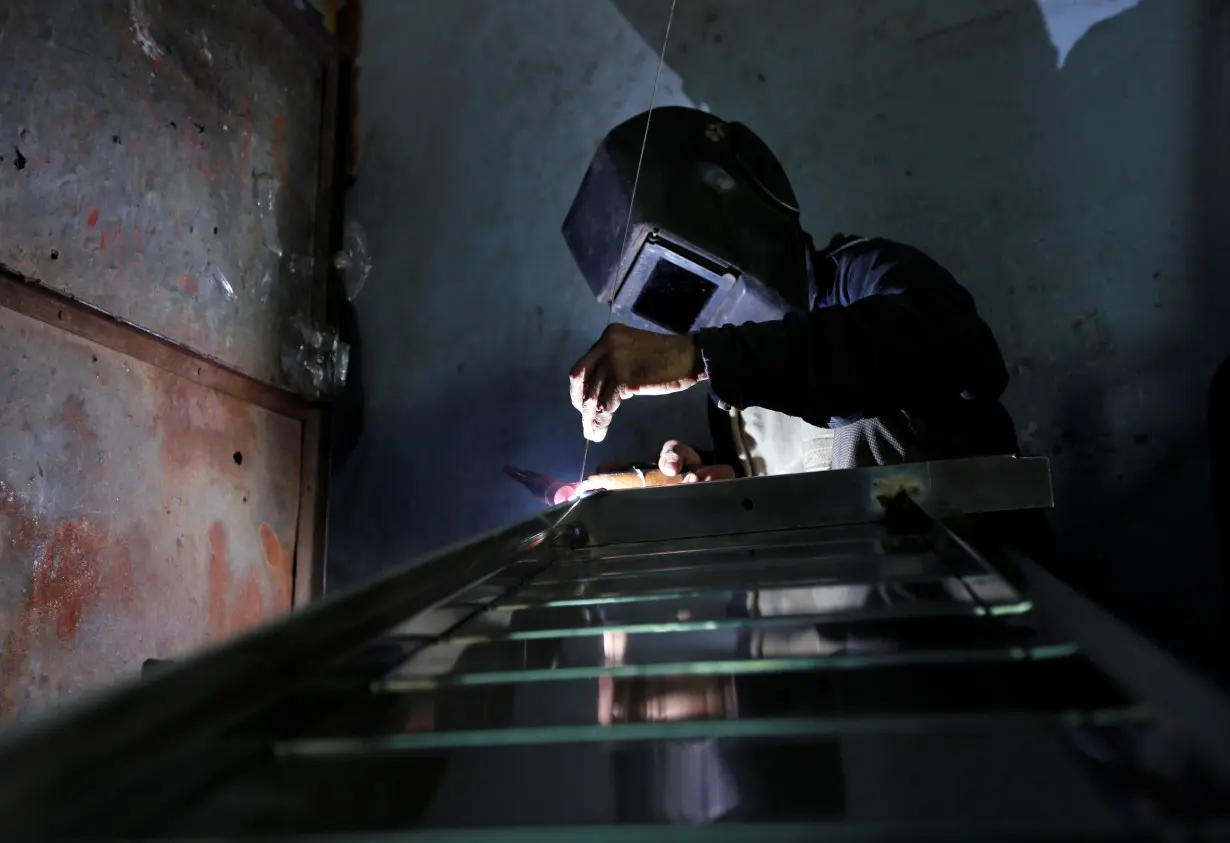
[578,0,678,483]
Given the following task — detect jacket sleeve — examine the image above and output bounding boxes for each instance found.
[694,238,1008,426]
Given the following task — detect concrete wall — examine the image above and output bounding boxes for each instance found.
[331,0,1230,663]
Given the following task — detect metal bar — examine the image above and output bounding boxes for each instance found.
[490,573,993,611]
[392,585,1031,640]
[290,20,354,602]
[264,651,1126,741]
[534,548,939,585]
[557,523,911,564]
[374,642,1082,691]
[0,512,554,836]
[293,408,328,605]
[274,706,1148,754]
[289,54,343,605]
[390,616,1046,680]
[0,269,312,421]
[517,554,957,601]
[1015,547,1230,788]
[437,602,1005,643]
[561,456,1053,547]
[921,507,1230,789]
[312,56,346,328]
[542,541,913,582]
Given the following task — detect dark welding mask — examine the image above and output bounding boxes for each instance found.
[563,106,808,334]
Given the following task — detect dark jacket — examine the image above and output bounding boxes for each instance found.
[695,235,1020,471]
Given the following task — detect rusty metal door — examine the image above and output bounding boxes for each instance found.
[0,0,347,724]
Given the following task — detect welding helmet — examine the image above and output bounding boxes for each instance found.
[563,106,808,334]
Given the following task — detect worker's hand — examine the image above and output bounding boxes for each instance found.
[659,440,736,484]
[569,324,707,442]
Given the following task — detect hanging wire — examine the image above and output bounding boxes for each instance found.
[578,0,679,484]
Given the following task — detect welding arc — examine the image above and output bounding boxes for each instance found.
[578,0,679,484]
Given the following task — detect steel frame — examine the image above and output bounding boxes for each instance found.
[1,454,1228,836]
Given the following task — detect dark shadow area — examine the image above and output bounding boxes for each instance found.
[327,358,708,591]
[612,0,1229,671]
[326,0,711,593]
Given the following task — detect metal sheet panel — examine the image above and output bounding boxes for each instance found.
[0,0,321,385]
[0,306,301,723]
[562,456,1054,547]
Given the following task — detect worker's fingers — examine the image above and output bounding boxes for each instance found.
[585,392,619,442]
[569,364,587,413]
[586,358,626,442]
[568,335,609,412]
[659,440,702,477]
[578,350,607,408]
[578,357,611,441]
[682,465,736,483]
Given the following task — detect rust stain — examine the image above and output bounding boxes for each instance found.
[207,521,267,641]
[208,521,229,639]
[153,374,258,479]
[0,491,141,721]
[259,522,292,611]
[86,207,100,229]
[231,570,265,633]
[176,272,198,296]
[109,534,139,613]
[35,520,107,641]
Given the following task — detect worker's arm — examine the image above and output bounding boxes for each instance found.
[567,238,1006,440]
[695,238,1008,426]
[569,324,707,442]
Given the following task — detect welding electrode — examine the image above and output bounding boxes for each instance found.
[504,465,684,505]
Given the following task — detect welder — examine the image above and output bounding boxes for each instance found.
[563,106,1019,481]
[559,108,1032,822]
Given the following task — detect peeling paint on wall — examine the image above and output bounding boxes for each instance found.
[1035,0,1143,67]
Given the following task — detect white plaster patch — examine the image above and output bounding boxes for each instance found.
[129,0,165,61]
[1035,0,1142,68]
